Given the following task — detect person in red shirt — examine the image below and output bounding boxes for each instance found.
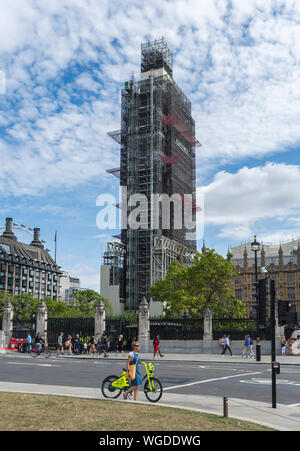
[153,335,164,358]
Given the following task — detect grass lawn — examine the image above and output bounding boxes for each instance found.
[0,392,274,431]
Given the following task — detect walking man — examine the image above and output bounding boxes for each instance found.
[221,334,232,356]
[57,331,64,355]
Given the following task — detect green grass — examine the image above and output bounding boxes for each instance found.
[0,392,274,431]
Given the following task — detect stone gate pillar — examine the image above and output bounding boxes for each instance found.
[95,299,106,338]
[2,300,13,346]
[36,300,47,342]
[203,307,213,354]
[138,297,150,353]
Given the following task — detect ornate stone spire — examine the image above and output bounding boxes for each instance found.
[243,246,248,270]
[278,244,283,268]
[261,244,266,268]
[201,240,207,255]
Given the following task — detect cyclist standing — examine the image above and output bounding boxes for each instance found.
[123,341,142,401]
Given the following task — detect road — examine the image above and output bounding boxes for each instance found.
[1,353,300,406]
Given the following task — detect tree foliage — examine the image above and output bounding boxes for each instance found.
[150,249,246,318]
[0,289,112,319]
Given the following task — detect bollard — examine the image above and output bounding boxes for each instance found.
[223,397,228,418]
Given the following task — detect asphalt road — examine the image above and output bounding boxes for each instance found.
[1,354,300,406]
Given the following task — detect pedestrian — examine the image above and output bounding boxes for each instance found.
[281,336,287,356]
[153,335,164,358]
[100,333,109,358]
[57,331,64,355]
[89,336,96,354]
[65,334,73,354]
[115,334,125,357]
[26,332,32,353]
[123,341,142,401]
[35,332,45,353]
[249,336,256,358]
[221,333,232,356]
[74,333,80,354]
[83,341,88,354]
[242,335,249,358]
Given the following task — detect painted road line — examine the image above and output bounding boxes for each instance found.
[7,362,59,367]
[163,371,262,391]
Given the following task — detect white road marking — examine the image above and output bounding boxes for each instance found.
[240,378,300,386]
[7,362,59,367]
[163,371,262,391]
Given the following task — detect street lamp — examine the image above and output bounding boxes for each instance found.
[261,266,278,409]
[251,235,260,361]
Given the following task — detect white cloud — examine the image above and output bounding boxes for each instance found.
[198,163,300,239]
[0,0,299,197]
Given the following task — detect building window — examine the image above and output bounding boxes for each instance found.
[288,287,296,300]
[287,273,295,283]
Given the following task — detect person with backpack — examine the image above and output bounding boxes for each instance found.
[242,335,250,358]
[249,335,256,358]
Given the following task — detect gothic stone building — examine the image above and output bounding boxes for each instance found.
[230,240,300,318]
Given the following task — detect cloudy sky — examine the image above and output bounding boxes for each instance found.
[0,0,300,291]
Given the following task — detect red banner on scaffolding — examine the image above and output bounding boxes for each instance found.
[160,112,201,147]
[160,154,182,165]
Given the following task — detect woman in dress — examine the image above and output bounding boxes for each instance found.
[123,341,142,401]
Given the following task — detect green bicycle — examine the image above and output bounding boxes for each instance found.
[101,361,163,403]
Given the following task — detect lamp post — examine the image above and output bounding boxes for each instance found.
[262,266,277,408]
[251,235,260,361]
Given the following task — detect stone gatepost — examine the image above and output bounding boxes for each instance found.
[138,297,150,353]
[95,299,106,338]
[203,307,213,354]
[36,300,48,342]
[2,300,14,346]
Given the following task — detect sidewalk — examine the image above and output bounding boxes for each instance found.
[2,351,300,430]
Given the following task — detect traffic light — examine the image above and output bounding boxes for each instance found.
[278,300,290,326]
[278,300,297,326]
[252,278,267,325]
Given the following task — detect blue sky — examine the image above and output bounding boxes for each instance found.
[0,0,300,291]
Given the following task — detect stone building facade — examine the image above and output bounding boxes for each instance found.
[0,218,61,300]
[230,240,300,318]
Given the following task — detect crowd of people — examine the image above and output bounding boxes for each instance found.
[55,332,125,357]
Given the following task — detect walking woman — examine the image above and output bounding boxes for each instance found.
[153,335,164,358]
[123,341,142,401]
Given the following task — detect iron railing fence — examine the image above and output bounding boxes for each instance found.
[150,317,204,340]
[12,319,36,339]
[212,318,272,340]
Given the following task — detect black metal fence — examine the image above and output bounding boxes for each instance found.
[47,316,138,350]
[47,317,94,348]
[212,318,272,340]
[150,317,204,340]
[12,319,35,339]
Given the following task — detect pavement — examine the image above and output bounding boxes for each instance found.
[1,350,300,431]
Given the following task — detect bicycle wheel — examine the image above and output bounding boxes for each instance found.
[31,349,38,358]
[101,375,122,399]
[144,377,163,403]
[43,349,50,358]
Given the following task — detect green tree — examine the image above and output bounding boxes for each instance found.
[0,290,13,320]
[71,290,112,316]
[11,293,39,321]
[150,249,246,318]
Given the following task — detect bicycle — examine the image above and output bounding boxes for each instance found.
[101,361,163,403]
[30,344,50,359]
